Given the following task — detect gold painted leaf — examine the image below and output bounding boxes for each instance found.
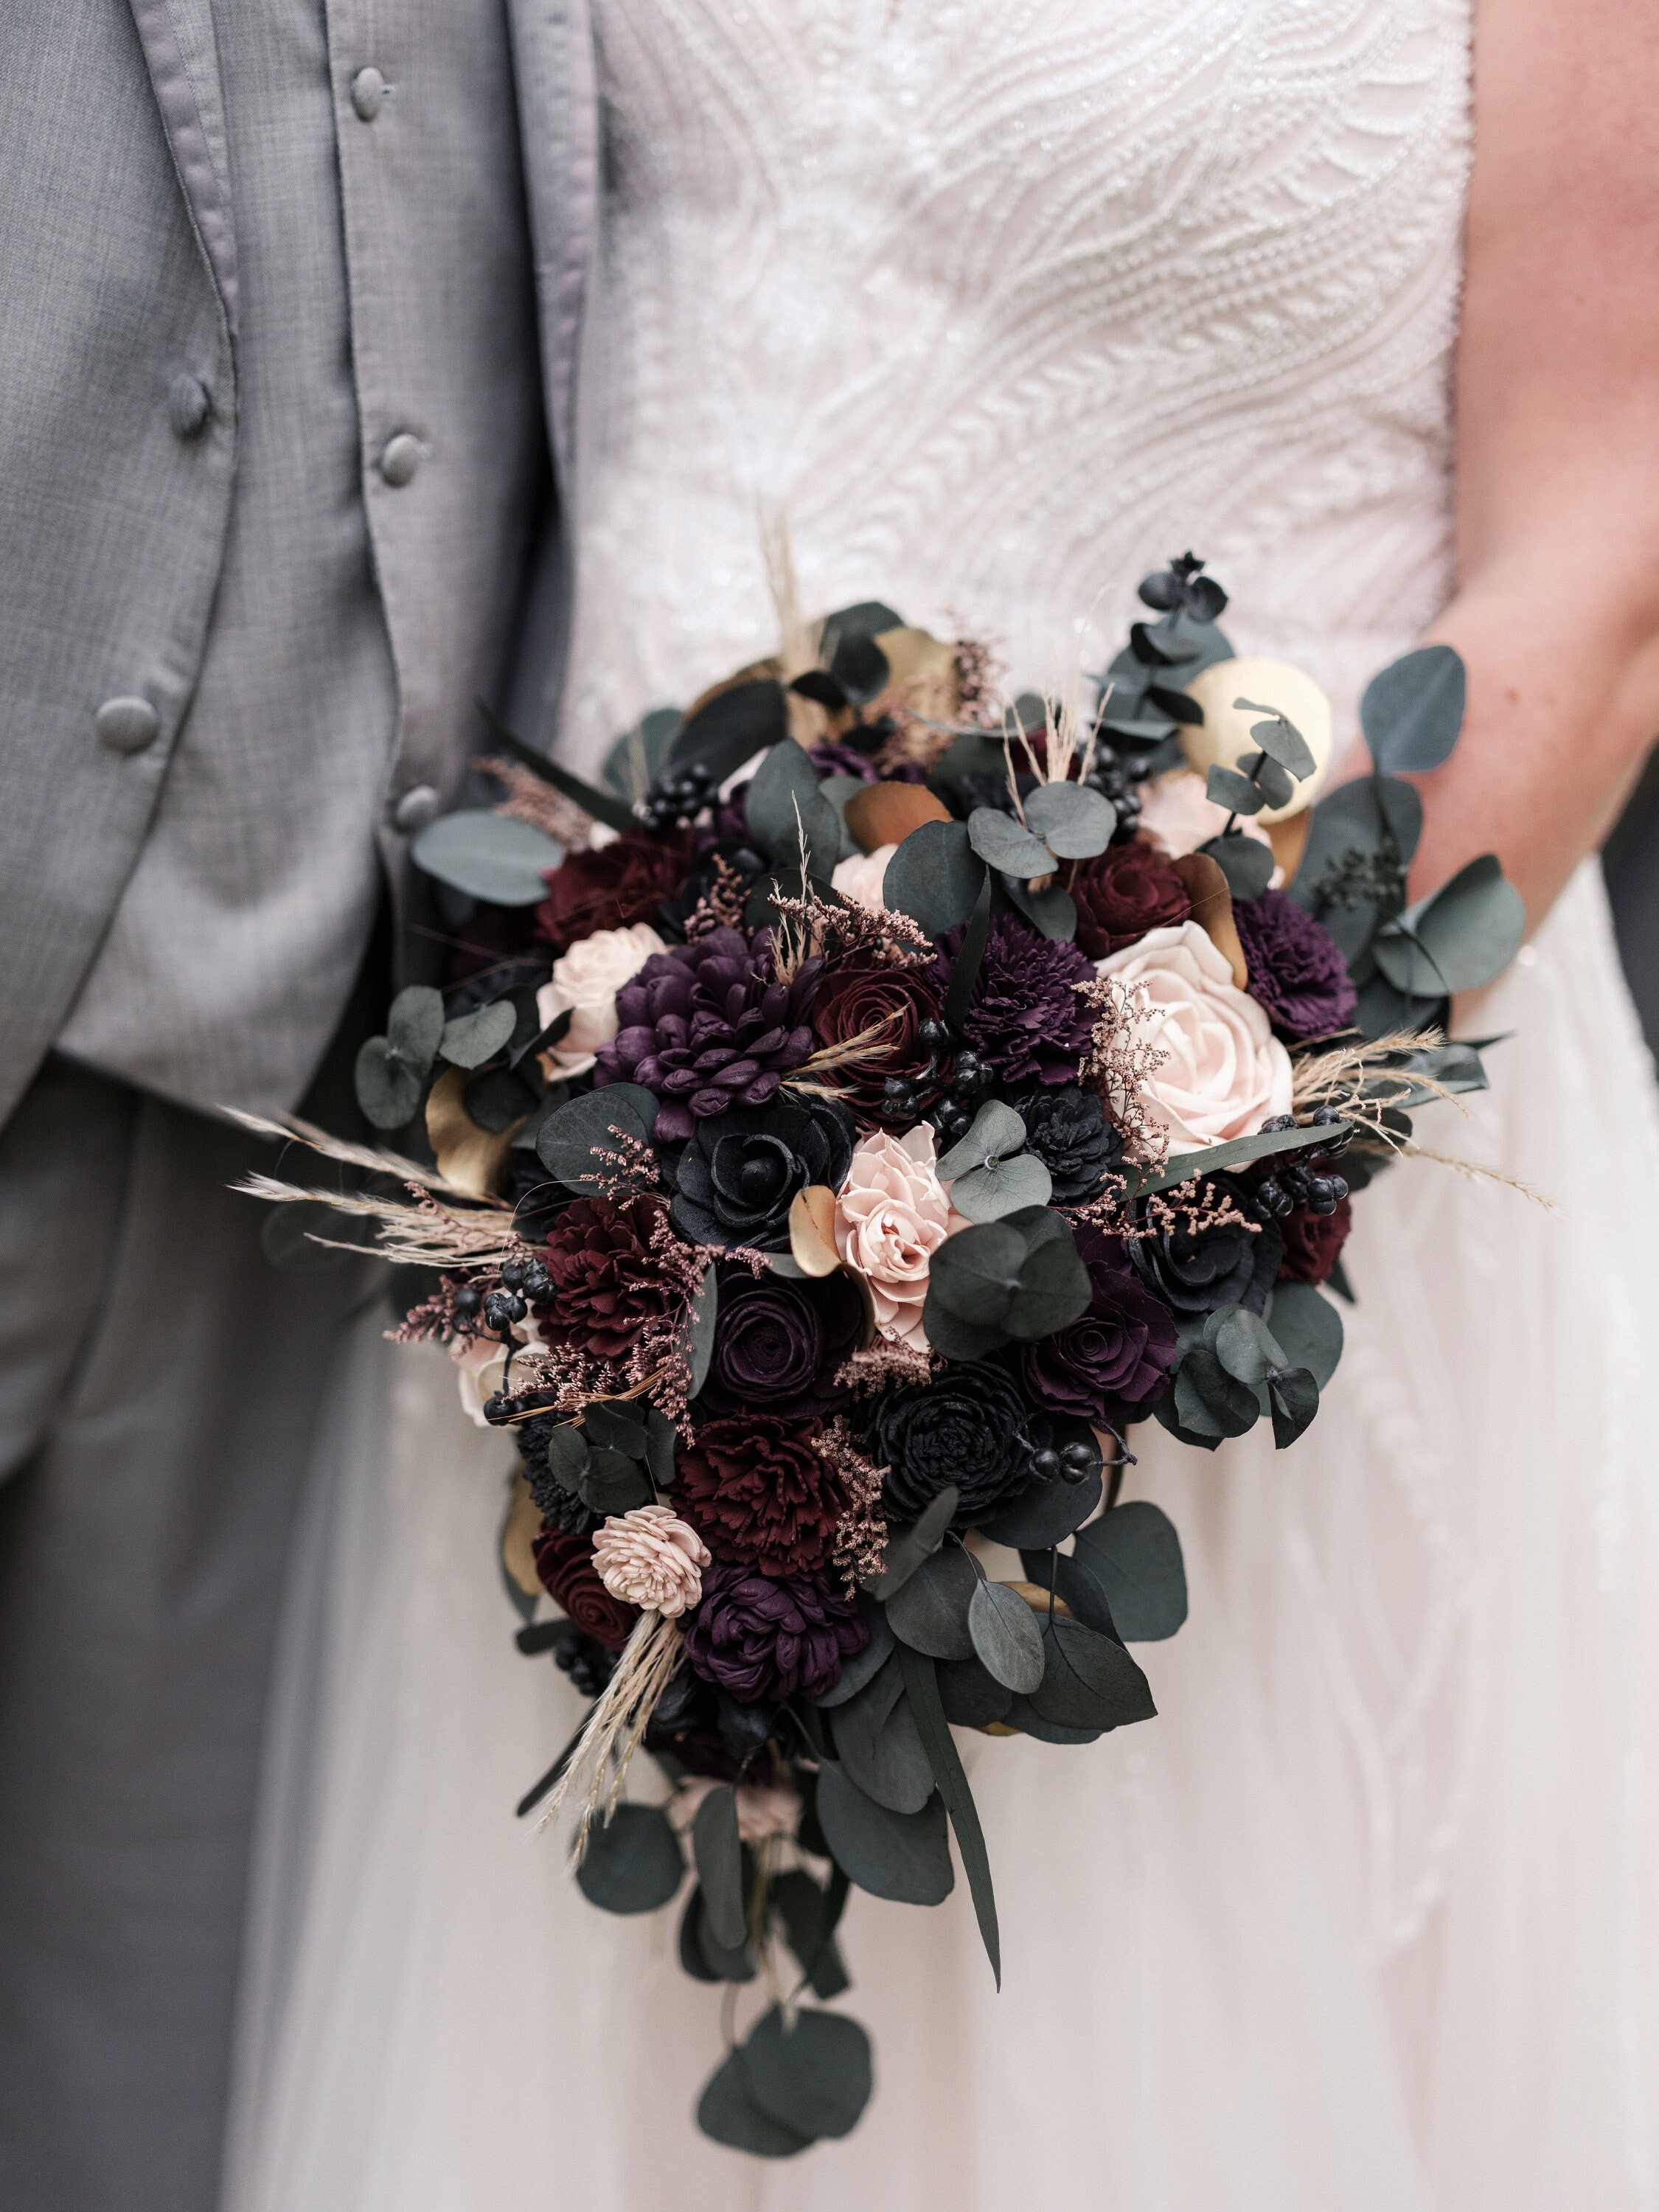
[502,1472,544,1599]
[425,1065,520,1197]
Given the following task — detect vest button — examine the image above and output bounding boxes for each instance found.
[379,432,422,487]
[391,784,442,832]
[350,66,387,122]
[168,373,212,439]
[95,697,161,755]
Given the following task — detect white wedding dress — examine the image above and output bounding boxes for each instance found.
[224,4,1659,2207]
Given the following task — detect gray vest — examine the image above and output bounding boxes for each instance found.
[0,0,598,1121]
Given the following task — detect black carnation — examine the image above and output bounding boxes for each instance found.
[1013,1084,1123,1204]
[867,1360,1032,1528]
[1127,1170,1281,1316]
[519,1415,601,1537]
[670,1094,855,1251]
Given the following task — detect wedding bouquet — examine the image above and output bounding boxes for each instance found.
[243,557,1522,2155]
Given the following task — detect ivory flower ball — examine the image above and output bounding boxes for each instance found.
[1097,919,1293,1147]
[535,920,666,1078]
[1179,655,1335,822]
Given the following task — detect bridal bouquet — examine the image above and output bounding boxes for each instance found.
[243,558,1521,2155]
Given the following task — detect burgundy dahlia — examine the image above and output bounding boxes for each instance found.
[532,1194,679,1360]
[532,1528,639,1651]
[674,1414,846,1576]
[941,914,1096,1087]
[534,832,686,957]
[808,958,946,1120]
[594,927,821,1143]
[1233,890,1357,1043]
[1278,1192,1353,1286]
[683,1562,870,1704]
[1018,1223,1178,1427]
[1069,838,1192,959]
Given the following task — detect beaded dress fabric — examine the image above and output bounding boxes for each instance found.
[226,6,1659,2208]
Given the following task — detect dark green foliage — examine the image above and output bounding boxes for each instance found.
[575,1804,684,1914]
[1072,1502,1188,1641]
[813,1764,953,1905]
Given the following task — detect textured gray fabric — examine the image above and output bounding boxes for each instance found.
[0,1057,378,2212]
[51,0,547,1117]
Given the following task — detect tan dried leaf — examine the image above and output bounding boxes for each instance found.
[502,1472,544,1599]
[843,779,951,854]
[1170,852,1248,990]
[787,1184,842,1277]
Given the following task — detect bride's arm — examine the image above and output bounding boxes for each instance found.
[1410,0,1659,924]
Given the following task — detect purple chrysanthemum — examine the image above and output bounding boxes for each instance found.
[594,927,821,1142]
[1234,891,1357,1042]
[939,913,1096,1086]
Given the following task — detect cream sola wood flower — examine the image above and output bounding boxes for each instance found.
[535,919,667,1078]
[832,1124,964,1352]
[1097,919,1294,1147]
[591,1504,711,1617]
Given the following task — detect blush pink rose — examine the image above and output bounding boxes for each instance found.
[830,843,897,911]
[536,920,666,1078]
[591,1504,711,1617]
[833,1125,963,1352]
[1097,919,1294,1147]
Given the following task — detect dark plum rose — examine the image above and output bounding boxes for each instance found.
[669,1095,854,1251]
[866,1360,1032,1528]
[532,1194,678,1360]
[1018,1224,1178,1427]
[808,960,946,1120]
[697,1265,862,1419]
[674,1415,846,1576]
[1278,1192,1353,1286]
[532,1528,638,1651]
[1012,1084,1123,1205]
[939,914,1096,1087]
[594,927,821,1142]
[535,832,686,958]
[1129,1170,1282,1316]
[684,1562,870,1703]
[1069,838,1192,959]
[807,739,881,782]
[1233,890,1358,1042]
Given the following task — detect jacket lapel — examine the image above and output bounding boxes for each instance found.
[128,0,239,363]
[509,0,599,487]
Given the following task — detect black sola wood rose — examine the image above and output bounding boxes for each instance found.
[249,564,1521,2158]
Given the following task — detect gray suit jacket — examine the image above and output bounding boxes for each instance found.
[0,0,598,1124]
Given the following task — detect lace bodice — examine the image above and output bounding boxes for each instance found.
[563,0,1471,769]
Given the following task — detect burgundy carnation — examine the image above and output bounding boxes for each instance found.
[683,1562,869,1704]
[941,914,1096,1087]
[674,1414,845,1576]
[595,927,821,1143]
[1018,1223,1178,1427]
[808,959,945,1120]
[532,1194,678,1360]
[532,1528,639,1651]
[1278,1192,1353,1286]
[1069,838,1192,959]
[1233,890,1358,1043]
[534,831,687,958]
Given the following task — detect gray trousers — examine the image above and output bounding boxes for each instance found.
[0,1055,375,2212]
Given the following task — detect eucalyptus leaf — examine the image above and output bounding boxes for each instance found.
[696,2051,813,2157]
[742,2006,873,2142]
[830,1660,933,1814]
[925,1219,1026,1327]
[577,1447,653,1516]
[584,1397,648,1458]
[535,1084,658,1190]
[1174,1346,1260,1437]
[1210,1305,1290,1387]
[867,1488,958,1599]
[883,1545,979,1660]
[541,1422,589,1493]
[937,1653,1015,1726]
[1269,1367,1321,1447]
[1128,1118,1348,1201]
[771,1869,850,2000]
[821,597,904,639]
[1360,643,1467,774]
[917,1296,1012,1363]
[1197,830,1275,900]
[439,998,517,1069]
[975,1463,1101,1548]
[943,870,992,1032]
[602,705,681,804]
[1265,1281,1344,1390]
[692,1785,746,1952]
[1072,1501,1189,1641]
[898,1646,1001,1987]
[1000,1216,1092,1341]
[930,729,1011,783]
[411,809,563,905]
[679,1885,755,1983]
[807,1596,894,1705]
[947,1152,1053,1222]
[934,1099,1027,1183]
[645,1406,678,1488]
[967,1579,1046,1693]
[667,677,790,785]
[881,819,986,933]
[388,984,445,1068]
[574,1802,684,1914]
[353,1036,423,1130]
[967,807,1054,878]
[1398,852,1526,993]
[1250,754,1295,810]
[1029,1616,1157,1732]
[1023,780,1116,858]
[462,1063,538,1133]
[684,1266,718,1399]
[745,741,841,877]
[1235,698,1316,780]
[827,628,891,706]
[1206,764,1264,815]
[813,1764,953,1905]
[1002,876,1079,941]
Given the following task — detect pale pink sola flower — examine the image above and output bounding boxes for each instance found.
[1097,919,1294,1147]
[671,1771,802,1844]
[592,1505,711,1616]
[830,842,897,911]
[834,1125,964,1353]
[452,1315,546,1427]
[1137,771,1282,888]
[535,919,667,1079]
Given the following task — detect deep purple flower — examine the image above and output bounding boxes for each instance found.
[1018,1224,1178,1427]
[697,1265,863,1419]
[807,740,881,783]
[683,1562,870,1704]
[594,927,821,1143]
[1234,891,1357,1043]
[939,914,1096,1087]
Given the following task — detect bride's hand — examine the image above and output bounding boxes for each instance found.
[1409,0,1659,929]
